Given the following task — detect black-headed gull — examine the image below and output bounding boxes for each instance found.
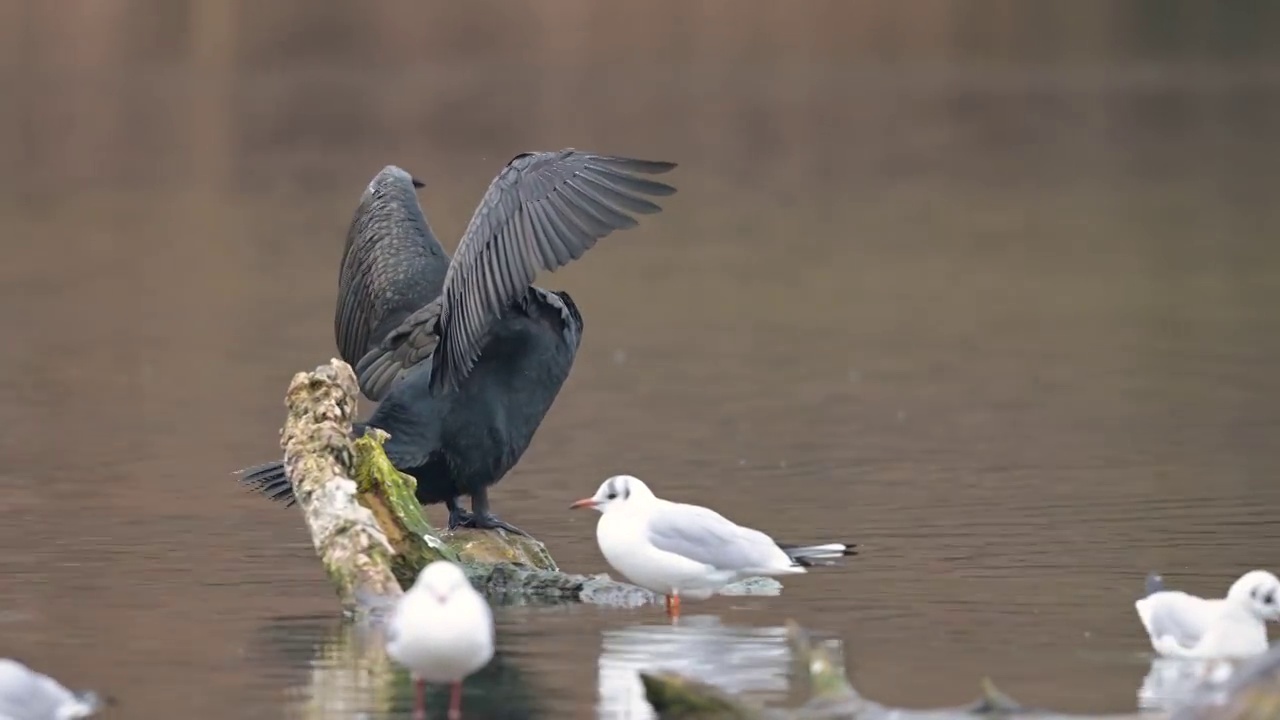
[1134,569,1280,659]
[569,475,858,617]
[0,658,103,720]
[386,561,495,720]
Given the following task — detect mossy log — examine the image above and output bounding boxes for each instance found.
[280,359,401,612]
[280,359,779,614]
[640,620,1164,720]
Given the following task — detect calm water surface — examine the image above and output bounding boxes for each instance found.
[2,2,1280,718]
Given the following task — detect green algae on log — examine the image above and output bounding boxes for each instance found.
[280,359,783,613]
[348,427,561,585]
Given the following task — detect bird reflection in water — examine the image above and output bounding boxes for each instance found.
[595,617,807,719]
[253,614,545,720]
[1161,642,1280,720]
[1139,656,1239,712]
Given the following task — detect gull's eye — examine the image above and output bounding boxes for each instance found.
[606,492,618,500]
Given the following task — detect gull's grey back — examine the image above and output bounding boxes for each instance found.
[646,501,784,572]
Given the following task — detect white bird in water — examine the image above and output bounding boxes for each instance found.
[386,561,495,720]
[569,475,858,618]
[0,658,103,720]
[1134,569,1280,659]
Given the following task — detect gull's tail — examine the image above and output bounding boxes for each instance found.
[1143,572,1165,598]
[778,541,859,567]
[233,461,298,506]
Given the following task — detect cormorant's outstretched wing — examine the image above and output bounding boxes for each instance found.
[335,166,450,399]
[431,149,677,394]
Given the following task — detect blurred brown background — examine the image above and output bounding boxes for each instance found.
[1,1,1279,718]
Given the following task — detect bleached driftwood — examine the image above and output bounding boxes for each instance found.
[278,359,782,614]
[280,359,402,612]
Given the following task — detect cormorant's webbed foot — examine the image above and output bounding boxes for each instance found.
[446,499,473,530]
[467,512,529,536]
[449,509,528,536]
[446,491,529,535]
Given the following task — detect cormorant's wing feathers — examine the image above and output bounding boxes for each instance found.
[353,300,444,401]
[335,165,450,399]
[432,150,677,394]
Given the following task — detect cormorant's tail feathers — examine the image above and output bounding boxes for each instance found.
[233,461,298,506]
[778,541,859,567]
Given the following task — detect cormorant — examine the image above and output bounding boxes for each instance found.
[236,150,677,534]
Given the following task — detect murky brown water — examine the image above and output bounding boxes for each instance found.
[3,1,1280,718]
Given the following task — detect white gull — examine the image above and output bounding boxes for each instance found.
[0,659,103,720]
[569,474,858,617]
[1135,569,1280,659]
[386,561,495,720]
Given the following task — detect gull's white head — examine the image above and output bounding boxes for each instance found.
[1226,569,1280,621]
[568,475,655,514]
[408,560,472,604]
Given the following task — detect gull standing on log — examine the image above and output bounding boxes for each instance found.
[570,475,859,618]
[237,150,677,535]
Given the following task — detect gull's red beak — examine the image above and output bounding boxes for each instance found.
[569,498,597,510]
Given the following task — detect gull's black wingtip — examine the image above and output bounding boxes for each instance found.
[411,177,426,189]
[833,541,860,558]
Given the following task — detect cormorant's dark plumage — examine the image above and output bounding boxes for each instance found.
[237,150,677,534]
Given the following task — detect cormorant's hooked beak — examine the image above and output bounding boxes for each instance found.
[411,177,426,189]
[569,498,597,510]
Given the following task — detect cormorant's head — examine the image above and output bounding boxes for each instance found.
[365,166,425,198]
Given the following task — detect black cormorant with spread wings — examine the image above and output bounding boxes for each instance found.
[236,150,677,534]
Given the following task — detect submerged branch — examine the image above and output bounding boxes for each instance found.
[281,359,781,611]
[640,620,1161,720]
